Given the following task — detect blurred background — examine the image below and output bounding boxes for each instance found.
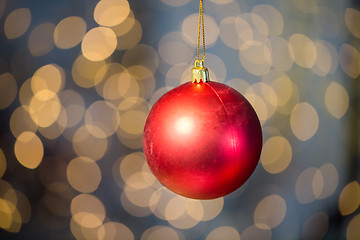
[0,0,359,239]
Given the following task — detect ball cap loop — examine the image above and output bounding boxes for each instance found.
[192,60,209,83]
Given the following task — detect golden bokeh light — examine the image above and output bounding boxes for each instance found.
[261,136,292,174]
[290,102,319,141]
[296,167,317,204]
[12,190,32,224]
[262,71,293,107]
[346,214,360,240]
[252,4,284,36]
[119,152,145,183]
[19,78,33,108]
[277,83,300,115]
[165,196,188,221]
[111,10,135,37]
[182,14,219,47]
[4,8,31,39]
[141,225,181,240]
[72,211,103,228]
[312,40,338,76]
[209,0,233,4]
[345,8,360,38]
[289,34,317,69]
[119,109,147,136]
[28,90,61,128]
[168,211,200,229]
[54,16,87,49]
[339,181,360,216]
[339,44,360,79]
[120,190,153,217]
[67,157,102,193]
[122,44,159,74]
[161,0,190,7]
[244,92,268,125]
[195,198,224,221]
[97,222,134,240]
[31,64,65,94]
[312,42,331,76]
[70,194,105,233]
[266,36,294,72]
[185,199,204,221]
[226,78,250,94]
[163,197,204,229]
[226,16,257,49]
[125,172,155,190]
[85,100,120,138]
[245,82,277,123]
[316,163,338,200]
[0,198,22,233]
[14,131,44,169]
[116,132,143,149]
[0,0,5,19]
[0,73,17,109]
[37,106,67,139]
[28,23,55,56]
[242,13,268,39]
[10,106,37,138]
[165,64,189,87]
[127,65,156,99]
[124,177,155,205]
[291,0,317,13]
[0,149,6,178]
[101,71,140,101]
[239,41,271,76]
[241,225,272,240]
[72,54,107,88]
[219,17,247,50]
[205,53,227,83]
[72,125,108,161]
[254,194,286,229]
[312,169,324,200]
[81,27,117,61]
[325,82,349,119]
[94,0,130,27]
[206,226,240,240]
[158,32,194,65]
[116,20,142,50]
[149,188,177,220]
[58,90,85,128]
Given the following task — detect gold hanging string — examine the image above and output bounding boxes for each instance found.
[192,0,209,83]
[197,0,205,63]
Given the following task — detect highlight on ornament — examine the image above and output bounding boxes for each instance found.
[143,0,263,199]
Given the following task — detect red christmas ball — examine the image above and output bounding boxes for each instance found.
[143,81,262,199]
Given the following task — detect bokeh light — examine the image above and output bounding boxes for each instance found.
[54,16,87,49]
[14,131,43,169]
[28,23,55,56]
[0,73,17,109]
[94,0,130,27]
[81,27,117,61]
[4,8,31,39]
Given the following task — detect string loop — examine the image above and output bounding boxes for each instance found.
[197,0,205,62]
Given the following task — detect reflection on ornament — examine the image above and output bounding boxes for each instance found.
[143,60,262,199]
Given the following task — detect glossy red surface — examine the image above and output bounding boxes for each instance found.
[143,81,262,199]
